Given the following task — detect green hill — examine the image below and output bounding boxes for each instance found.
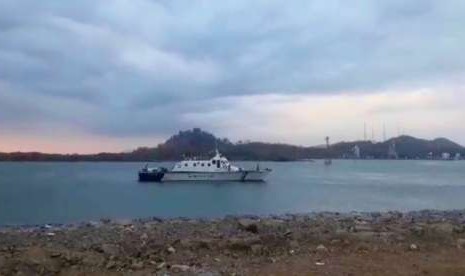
[0,128,463,161]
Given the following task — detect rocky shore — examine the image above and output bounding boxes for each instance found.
[2,210,465,275]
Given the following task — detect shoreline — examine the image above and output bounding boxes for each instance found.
[2,209,465,275]
[1,208,465,230]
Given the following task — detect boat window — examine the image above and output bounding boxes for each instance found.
[212,160,216,164]
[193,163,197,167]
[208,163,211,166]
[216,160,220,169]
[201,163,205,166]
[184,163,188,167]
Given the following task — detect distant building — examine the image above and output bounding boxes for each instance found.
[353,145,361,159]
[455,153,462,160]
[442,152,451,160]
[387,142,398,159]
[427,152,433,160]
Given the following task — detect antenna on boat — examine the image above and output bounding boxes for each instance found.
[214,140,220,156]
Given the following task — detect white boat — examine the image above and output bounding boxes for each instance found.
[139,150,271,182]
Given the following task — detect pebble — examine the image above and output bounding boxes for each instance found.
[157,262,166,270]
[171,264,190,272]
[237,219,259,234]
[457,239,465,249]
[316,244,328,253]
[131,261,144,270]
[166,246,176,254]
[106,260,117,269]
[409,244,419,251]
[101,244,120,256]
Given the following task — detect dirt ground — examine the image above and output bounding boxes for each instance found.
[2,210,465,275]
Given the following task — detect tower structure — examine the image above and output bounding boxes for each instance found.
[324,136,332,165]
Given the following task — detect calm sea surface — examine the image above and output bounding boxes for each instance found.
[0,160,464,225]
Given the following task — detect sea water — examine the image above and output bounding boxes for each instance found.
[0,160,464,225]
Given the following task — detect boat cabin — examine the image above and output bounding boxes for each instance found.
[171,150,241,172]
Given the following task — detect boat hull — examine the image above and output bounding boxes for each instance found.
[138,171,165,182]
[139,170,271,182]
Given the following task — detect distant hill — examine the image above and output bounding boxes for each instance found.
[0,128,463,161]
[331,135,464,159]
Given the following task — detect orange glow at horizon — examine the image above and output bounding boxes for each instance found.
[0,134,160,154]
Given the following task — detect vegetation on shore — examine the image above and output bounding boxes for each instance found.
[0,128,463,161]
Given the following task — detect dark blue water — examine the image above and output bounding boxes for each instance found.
[0,160,464,225]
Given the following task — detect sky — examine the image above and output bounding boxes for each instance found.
[0,0,464,153]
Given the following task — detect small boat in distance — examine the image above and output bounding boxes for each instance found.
[138,150,272,182]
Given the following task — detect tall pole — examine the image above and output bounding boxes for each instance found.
[364,122,367,141]
[371,125,375,142]
[383,123,386,142]
[325,136,332,165]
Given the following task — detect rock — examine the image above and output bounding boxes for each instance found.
[106,260,117,269]
[453,225,465,234]
[409,244,419,251]
[410,225,425,237]
[251,244,263,254]
[354,225,373,232]
[50,252,61,258]
[171,264,190,272]
[157,262,166,270]
[289,240,299,248]
[238,219,259,234]
[198,273,221,276]
[283,230,293,237]
[330,239,341,244]
[263,219,285,227]
[24,247,50,265]
[430,223,454,234]
[13,264,37,275]
[179,238,213,249]
[351,231,378,241]
[82,254,105,267]
[316,244,328,253]
[131,261,144,270]
[166,246,176,254]
[227,237,261,251]
[101,244,120,256]
[140,233,149,240]
[100,218,111,224]
[457,239,465,249]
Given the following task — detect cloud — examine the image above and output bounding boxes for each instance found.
[0,0,464,152]
[181,88,465,146]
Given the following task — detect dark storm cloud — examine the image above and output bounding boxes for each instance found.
[0,0,464,139]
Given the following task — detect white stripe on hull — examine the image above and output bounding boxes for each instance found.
[161,171,269,182]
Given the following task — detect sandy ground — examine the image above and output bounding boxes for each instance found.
[2,210,465,275]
